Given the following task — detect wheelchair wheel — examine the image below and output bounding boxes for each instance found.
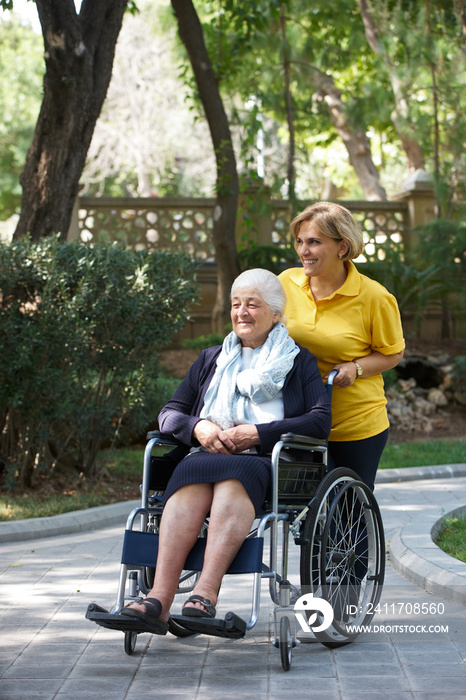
[124,630,137,655]
[279,616,292,671]
[300,467,385,648]
[141,510,161,594]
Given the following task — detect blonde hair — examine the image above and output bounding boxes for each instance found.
[231,268,286,317]
[289,202,364,260]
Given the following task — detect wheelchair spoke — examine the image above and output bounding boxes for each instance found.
[300,467,385,647]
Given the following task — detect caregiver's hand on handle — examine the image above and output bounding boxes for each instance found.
[327,350,404,388]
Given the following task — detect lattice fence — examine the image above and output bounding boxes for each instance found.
[77,196,409,262]
[270,201,408,261]
[77,197,217,261]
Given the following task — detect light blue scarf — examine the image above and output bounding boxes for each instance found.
[200,322,299,429]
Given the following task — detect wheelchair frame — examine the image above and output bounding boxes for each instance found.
[86,371,385,670]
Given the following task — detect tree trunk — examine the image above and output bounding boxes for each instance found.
[312,69,387,201]
[14,0,128,241]
[280,4,296,206]
[425,0,441,219]
[171,0,239,334]
[20,447,36,489]
[456,0,466,56]
[358,0,426,172]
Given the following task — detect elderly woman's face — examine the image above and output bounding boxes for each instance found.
[231,289,280,349]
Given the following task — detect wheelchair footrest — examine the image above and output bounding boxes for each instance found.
[86,603,137,630]
[170,611,247,639]
[85,603,168,635]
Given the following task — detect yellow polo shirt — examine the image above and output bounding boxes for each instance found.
[279,263,405,441]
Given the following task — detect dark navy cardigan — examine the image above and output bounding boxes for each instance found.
[158,345,332,454]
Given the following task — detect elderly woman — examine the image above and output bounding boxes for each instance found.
[119,268,331,634]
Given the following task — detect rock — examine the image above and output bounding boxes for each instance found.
[396,355,445,388]
[387,403,406,419]
[419,416,433,432]
[412,397,436,415]
[454,392,466,406]
[437,354,454,366]
[399,377,417,392]
[384,347,460,433]
[427,388,448,407]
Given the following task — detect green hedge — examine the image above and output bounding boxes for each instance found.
[0,237,198,488]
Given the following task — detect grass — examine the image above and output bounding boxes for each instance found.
[434,515,466,563]
[0,447,144,523]
[379,439,466,470]
[0,491,119,522]
[1,439,465,522]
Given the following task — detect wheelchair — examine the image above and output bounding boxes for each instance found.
[86,371,385,671]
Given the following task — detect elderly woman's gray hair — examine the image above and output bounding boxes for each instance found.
[231,269,287,317]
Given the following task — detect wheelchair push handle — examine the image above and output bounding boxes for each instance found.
[326,369,339,400]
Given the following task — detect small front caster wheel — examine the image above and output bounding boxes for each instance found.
[279,616,292,671]
[124,630,138,655]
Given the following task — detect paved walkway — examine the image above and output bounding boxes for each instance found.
[1,466,466,699]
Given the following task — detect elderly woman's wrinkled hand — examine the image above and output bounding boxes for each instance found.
[222,424,260,453]
[193,420,260,454]
[193,419,236,454]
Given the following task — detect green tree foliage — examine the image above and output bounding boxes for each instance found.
[0,15,44,218]
[0,238,198,488]
[412,218,466,337]
[82,0,216,199]
[194,0,465,203]
[197,0,390,199]
[359,249,447,334]
[360,218,466,337]
[1,1,465,210]
[358,0,466,210]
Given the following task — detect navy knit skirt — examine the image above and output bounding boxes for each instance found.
[162,450,272,514]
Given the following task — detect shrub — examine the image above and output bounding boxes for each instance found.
[358,247,447,333]
[382,368,398,391]
[360,220,466,338]
[0,237,198,488]
[182,332,227,351]
[237,244,299,275]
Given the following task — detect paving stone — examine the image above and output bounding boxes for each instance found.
[0,471,465,699]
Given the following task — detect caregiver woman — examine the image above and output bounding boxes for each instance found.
[279,201,405,490]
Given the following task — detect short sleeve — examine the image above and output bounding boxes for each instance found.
[371,294,405,355]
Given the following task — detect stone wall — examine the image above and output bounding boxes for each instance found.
[386,350,465,433]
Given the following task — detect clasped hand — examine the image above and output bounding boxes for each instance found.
[193,419,259,454]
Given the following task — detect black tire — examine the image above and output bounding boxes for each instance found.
[141,511,160,593]
[279,616,292,671]
[124,630,137,655]
[300,468,385,647]
[141,565,155,592]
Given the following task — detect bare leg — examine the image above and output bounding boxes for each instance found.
[128,482,213,621]
[183,479,255,613]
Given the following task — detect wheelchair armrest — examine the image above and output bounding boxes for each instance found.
[279,432,328,448]
[146,430,181,447]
